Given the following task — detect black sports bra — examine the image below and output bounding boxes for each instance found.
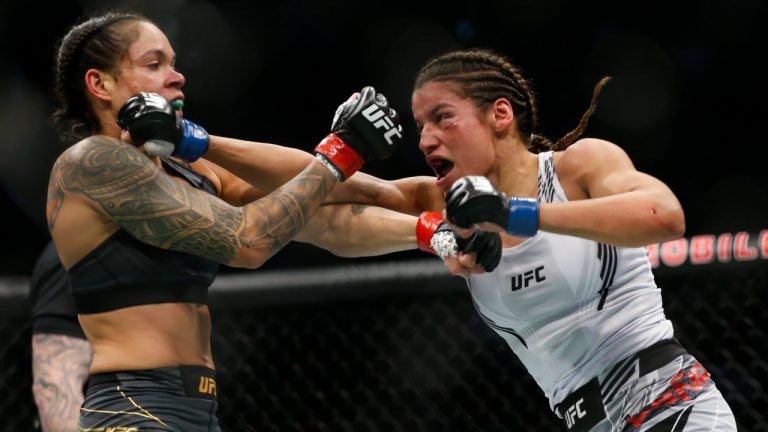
[69,157,221,314]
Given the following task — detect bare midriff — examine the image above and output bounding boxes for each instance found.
[80,302,214,373]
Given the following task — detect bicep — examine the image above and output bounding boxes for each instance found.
[563,139,671,199]
[56,136,245,264]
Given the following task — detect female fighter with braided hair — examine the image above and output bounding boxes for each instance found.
[42,10,500,431]
[411,48,737,431]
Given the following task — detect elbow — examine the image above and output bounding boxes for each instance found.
[228,249,269,270]
[657,206,686,242]
[669,213,686,239]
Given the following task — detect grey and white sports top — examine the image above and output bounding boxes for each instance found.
[466,151,674,412]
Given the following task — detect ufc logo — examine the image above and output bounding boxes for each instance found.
[511,265,546,291]
[199,376,217,396]
[565,398,587,429]
[466,176,496,193]
[362,104,402,144]
[140,92,167,110]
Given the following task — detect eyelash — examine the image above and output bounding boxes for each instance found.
[415,113,450,132]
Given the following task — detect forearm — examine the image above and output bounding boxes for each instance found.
[32,334,92,432]
[232,160,339,267]
[539,190,685,247]
[325,173,443,216]
[206,136,316,192]
[207,136,442,214]
[297,204,417,257]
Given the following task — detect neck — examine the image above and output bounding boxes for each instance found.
[98,119,122,139]
[490,137,539,198]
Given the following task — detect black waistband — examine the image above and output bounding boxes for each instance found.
[636,338,687,375]
[86,365,217,400]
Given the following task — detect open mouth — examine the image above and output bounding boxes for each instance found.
[429,158,454,179]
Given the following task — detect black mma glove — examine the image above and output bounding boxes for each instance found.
[455,228,502,272]
[446,176,539,237]
[117,92,209,161]
[315,86,403,181]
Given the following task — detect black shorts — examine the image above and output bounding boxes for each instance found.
[79,366,221,431]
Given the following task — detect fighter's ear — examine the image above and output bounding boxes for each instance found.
[489,97,514,132]
[84,68,116,102]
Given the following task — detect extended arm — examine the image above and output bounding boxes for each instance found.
[295,204,418,257]
[540,138,685,246]
[49,136,337,269]
[446,138,685,247]
[205,135,442,215]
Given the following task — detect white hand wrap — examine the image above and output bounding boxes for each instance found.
[430,230,458,259]
[144,139,175,158]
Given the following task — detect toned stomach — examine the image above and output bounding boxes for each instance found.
[80,302,214,373]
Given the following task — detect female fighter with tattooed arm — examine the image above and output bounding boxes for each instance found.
[44,10,452,431]
[44,10,501,430]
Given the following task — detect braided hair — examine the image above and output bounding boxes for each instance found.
[414,48,610,153]
[52,11,151,145]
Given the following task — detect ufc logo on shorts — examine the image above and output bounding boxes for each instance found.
[199,376,217,396]
[362,104,402,144]
[565,398,587,429]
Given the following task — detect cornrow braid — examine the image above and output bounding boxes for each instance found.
[414,48,610,153]
[52,11,150,145]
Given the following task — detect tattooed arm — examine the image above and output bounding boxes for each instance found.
[32,334,92,432]
[295,204,418,257]
[49,136,337,269]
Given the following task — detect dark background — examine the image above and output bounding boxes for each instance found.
[1,0,766,276]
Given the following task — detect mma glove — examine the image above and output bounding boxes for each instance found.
[417,211,502,272]
[445,176,539,238]
[315,86,403,181]
[117,92,209,162]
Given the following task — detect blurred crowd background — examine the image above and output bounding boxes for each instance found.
[1,0,766,276]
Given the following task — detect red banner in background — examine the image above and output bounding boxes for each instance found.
[646,230,768,269]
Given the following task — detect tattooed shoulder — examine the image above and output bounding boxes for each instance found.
[57,135,157,191]
[46,164,64,232]
[47,136,152,230]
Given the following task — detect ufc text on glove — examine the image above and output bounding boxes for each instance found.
[314,86,403,181]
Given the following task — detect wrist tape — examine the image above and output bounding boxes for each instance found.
[314,133,364,181]
[416,212,458,258]
[177,119,209,162]
[506,197,539,237]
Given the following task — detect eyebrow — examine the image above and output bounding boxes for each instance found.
[429,102,452,118]
[134,48,176,64]
[414,102,453,127]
